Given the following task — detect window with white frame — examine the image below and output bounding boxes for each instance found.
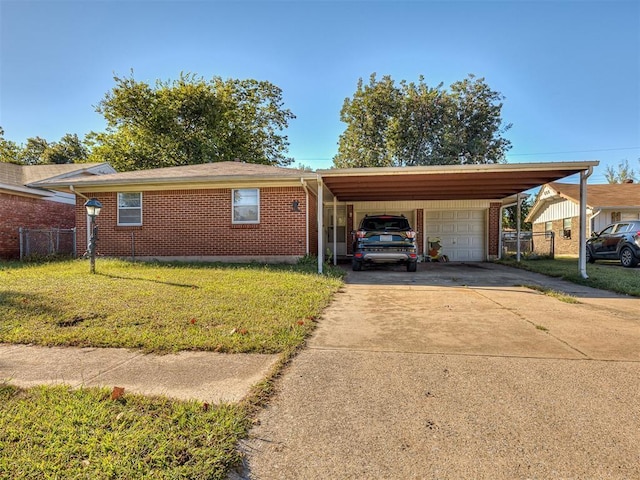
[563,218,571,239]
[545,221,553,238]
[117,192,142,226]
[232,189,259,223]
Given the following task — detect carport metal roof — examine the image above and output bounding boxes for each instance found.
[317,161,599,201]
[316,161,599,279]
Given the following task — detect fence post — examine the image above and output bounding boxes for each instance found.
[72,227,77,258]
[19,227,23,260]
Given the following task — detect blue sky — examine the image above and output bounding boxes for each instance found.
[1,0,639,184]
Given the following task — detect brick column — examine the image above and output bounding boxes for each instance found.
[416,209,424,256]
[488,202,501,259]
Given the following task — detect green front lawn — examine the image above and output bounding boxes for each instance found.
[0,258,343,479]
[0,259,343,353]
[0,384,247,479]
[498,256,640,297]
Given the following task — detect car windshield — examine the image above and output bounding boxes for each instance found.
[361,218,410,231]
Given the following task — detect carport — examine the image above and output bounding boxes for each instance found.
[315,161,599,276]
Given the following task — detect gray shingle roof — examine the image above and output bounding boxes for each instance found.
[35,161,314,188]
[0,163,108,187]
[550,182,640,208]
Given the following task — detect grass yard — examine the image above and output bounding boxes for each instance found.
[498,256,640,297]
[0,384,248,479]
[0,258,343,353]
[0,258,343,479]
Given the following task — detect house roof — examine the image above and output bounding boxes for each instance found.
[547,181,640,208]
[36,160,600,201]
[525,181,640,223]
[0,162,113,197]
[318,161,600,201]
[36,161,316,192]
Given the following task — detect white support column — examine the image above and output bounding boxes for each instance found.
[317,176,324,274]
[579,167,593,279]
[516,193,522,262]
[333,197,338,265]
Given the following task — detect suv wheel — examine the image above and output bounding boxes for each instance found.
[620,247,639,268]
[407,261,417,272]
[586,249,595,264]
[352,259,363,271]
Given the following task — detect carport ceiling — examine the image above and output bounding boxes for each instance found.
[318,161,599,201]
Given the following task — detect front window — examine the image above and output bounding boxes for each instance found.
[563,218,571,239]
[117,192,142,226]
[545,221,553,238]
[232,189,259,224]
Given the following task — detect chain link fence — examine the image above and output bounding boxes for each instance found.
[502,231,554,259]
[19,228,77,260]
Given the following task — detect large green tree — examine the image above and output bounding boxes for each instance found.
[334,74,512,168]
[86,72,295,171]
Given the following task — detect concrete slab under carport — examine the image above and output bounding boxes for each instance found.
[316,262,640,362]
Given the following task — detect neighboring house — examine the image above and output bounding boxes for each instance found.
[37,160,598,265]
[526,181,640,256]
[0,162,116,259]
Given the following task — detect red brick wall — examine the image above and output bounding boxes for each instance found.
[0,193,75,259]
[532,217,579,256]
[416,209,424,254]
[488,202,501,258]
[76,187,313,259]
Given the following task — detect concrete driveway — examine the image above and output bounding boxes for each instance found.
[234,263,640,479]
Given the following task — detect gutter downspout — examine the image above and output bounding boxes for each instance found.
[301,179,310,255]
[579,166,593,279]
[589,209,602,236]
[69,185,89,200]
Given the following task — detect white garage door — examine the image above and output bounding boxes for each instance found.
[425,210,485,261]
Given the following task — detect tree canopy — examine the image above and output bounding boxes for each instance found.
[333,73,512,168]
[86,72,296,171]
[605,159,637,183]
[0,128,87,165]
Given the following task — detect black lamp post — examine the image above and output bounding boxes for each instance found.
[84,198,102,274]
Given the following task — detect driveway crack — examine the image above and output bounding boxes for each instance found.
[469,288,592,360]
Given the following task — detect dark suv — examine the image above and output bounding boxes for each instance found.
[352,214,418,272]
[586,220,640,268]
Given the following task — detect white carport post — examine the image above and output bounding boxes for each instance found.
[516,192,522,262]
[317,175,324,274]
[333,196,338,266]
[579,167,593,279]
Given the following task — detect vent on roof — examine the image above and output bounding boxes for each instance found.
[623,179,634,184]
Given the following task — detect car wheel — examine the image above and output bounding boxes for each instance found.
[352,259,363,271]
[620,247,639,268]
[586,249,595,264]
[407,261,417,272]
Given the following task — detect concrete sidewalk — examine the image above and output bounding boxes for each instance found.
[234,263,640,479]
[0,344,280,403]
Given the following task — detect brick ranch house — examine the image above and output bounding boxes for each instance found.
[37,161,599,267]
[526,181,640,256]
[0,162,115,259]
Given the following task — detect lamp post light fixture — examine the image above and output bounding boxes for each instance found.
[84,198,102,274]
